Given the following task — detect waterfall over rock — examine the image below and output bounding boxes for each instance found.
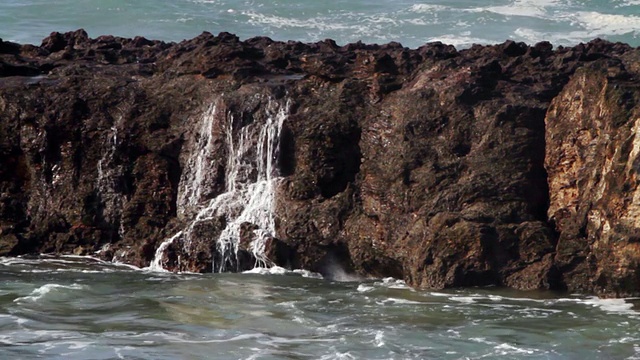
[150,95,288,273]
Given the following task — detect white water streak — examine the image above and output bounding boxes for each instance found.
[177,105,218,216]
[95,119,126,240]
[151,97,288,272]
[96,123,119,191]
[148,231,183,272]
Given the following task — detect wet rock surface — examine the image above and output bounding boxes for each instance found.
[1,31,639,296]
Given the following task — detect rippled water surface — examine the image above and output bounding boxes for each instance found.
[1,0,640,47]
[1,256,639,359]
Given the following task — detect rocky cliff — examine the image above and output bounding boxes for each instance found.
[1,30,639,296]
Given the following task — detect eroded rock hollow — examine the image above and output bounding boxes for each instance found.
[1,30,639,296]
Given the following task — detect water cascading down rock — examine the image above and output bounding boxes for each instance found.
[150,96,288,273]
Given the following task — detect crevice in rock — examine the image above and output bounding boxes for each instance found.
[314,242,356,280]
[277,124,296,177]
[317,127,362,199]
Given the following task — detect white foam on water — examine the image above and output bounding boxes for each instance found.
[373,330,385,347]
[357,284,375,293]
[513,10,640,46]
[0,334,19,346]
[276,301,297,309]
[113,346,137,360]
[425,34,493,48]
[292,269,324,279]
[516,306,563,318]
[14,283,85,303]
[33,254,137,271]
[57,340,94,352]
[619,0,640,5]
[59,254,137,268]
[187,0,221,3]
[319,351,356,360]
[58,254,102,261]
[447,329,461,338]
[473,0,564,19]
[110,261,142,271]
[292,315,307,324]
[610,336,640,344]
[449,296,478,304]
[553,296,638,315]
[494,343,536,355]
[374,277,410,289]
[513,27,586,46]
[409,4,448,13]
[243,266,324,281]
[376,298,423,305]
[128,330,265,344]
[470,336,496,345]
[485,294,547,303]
[581,296,637,314]
[0,257,34,266]
[243,11,352,32]
[243,265,288,275]
[20,268,106,274]
[35,255,87,264]
[264,335,338,345]
[576,11,640,36]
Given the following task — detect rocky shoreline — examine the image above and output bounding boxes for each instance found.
[1,30,639,297]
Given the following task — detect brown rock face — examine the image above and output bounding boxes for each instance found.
[1,31,640,296]
[546,53,640,297]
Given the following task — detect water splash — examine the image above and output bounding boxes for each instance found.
[151,96,288,272]
[148,231,183,272]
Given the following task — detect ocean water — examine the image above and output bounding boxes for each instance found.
[1,256,639,359]
[0,0,639,48]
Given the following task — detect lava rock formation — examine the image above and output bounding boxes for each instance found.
[1,30,639,297]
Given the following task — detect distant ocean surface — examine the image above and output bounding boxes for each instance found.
[1,0,640,48]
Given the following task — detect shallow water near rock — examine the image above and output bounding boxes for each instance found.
[1,256,639,359]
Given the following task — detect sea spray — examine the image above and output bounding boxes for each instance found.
[151,95,288,272]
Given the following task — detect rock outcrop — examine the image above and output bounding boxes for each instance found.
[1,30,639,296]
[546,54,640,297]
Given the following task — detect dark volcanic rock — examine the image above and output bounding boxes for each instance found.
[1,30,640,296]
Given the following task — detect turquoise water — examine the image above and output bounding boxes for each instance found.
[1,0,639,47]
[1,256,640,359]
